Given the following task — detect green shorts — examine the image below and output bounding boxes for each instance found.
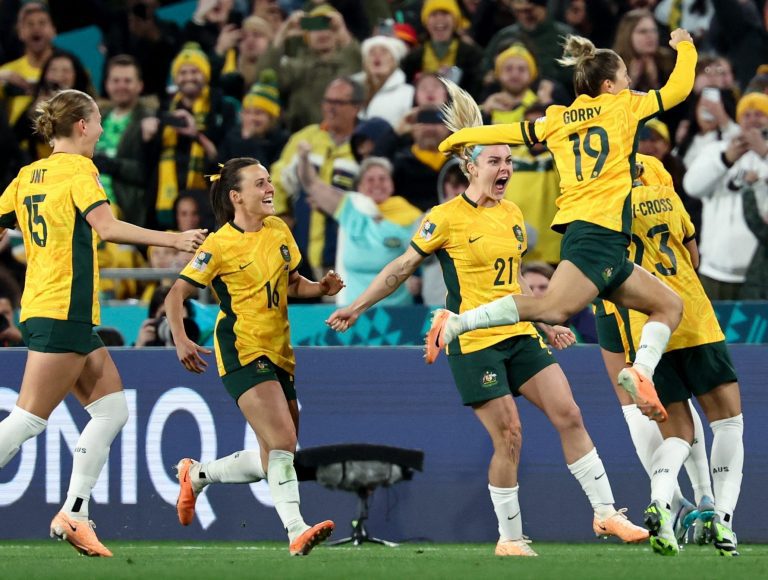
[654,341,738,406]
[447,335,556,406]
[560,221,634,298]
[593,301,625,354]
[20,317,104,354]
[222,356,296,404]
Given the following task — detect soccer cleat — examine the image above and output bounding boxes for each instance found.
[424,309,454,364]
[693,496,716,545]
[289,520,335,556]
[50,512,113,557]
[644,500,679,556]
[593,508,649,543]
[673,499,699,544]
[175,458,200,526]
[705,515,739,557]
[495,537,538,556]
[617,367,668,422]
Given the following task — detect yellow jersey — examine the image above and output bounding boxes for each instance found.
[0,153,108,324]
[624,155,724,352]
[179,218,302,377]
[410,194,539,355]
[0,55,41,126]
[439,42,697,235]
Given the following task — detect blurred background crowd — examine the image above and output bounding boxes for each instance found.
[0,0,766,347]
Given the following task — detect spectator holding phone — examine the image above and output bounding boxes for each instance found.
[684,92,768,299]
[184,0,245,79]
[258,4,361,132]
[218,16,274,100]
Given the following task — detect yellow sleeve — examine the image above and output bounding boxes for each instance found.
[657,41,697,112]
[676,196,696,241]
[179,236,221,288]
[438,120,544,152]
[410,208,450,256]
[0,177,19,227]
[71,169,109,216]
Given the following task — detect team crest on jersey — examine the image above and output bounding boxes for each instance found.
[192,251,212,272]
[602,266,614,281]
[420,220,436,240]
[481,370,498,388]
[255,359,271,373]
[513,224,525,243]
[280,244,291,262]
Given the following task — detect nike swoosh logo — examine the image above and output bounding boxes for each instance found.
[239,261,253,270]
[594,472,606,480]
[468,236,483,243]
[507,511,520,520]
[68,522,77,532]
[278,479,296,486]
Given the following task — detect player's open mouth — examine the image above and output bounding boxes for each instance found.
[263,197,273,205]
[494,176,509,191]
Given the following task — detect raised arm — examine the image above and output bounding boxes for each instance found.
[657,30,697,111]
[326,246,425,332]
[86,203,206,252]
[296,142,345,216]
[438,121,537,154]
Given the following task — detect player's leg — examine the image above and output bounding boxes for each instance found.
[520,363,647,543]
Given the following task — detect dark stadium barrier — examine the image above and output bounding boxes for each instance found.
[0,346,765,543]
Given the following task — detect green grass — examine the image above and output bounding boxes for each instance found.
[1,541,767,579]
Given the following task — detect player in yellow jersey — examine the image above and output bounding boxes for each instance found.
[427,30,699,425]
[325,94,649,557]
[0,89,206,557]
[600,155,743,556]
[164,157,343,556]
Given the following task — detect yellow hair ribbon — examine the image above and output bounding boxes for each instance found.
[205,163,225,182]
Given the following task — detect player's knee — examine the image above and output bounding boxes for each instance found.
[665,291,684,326]
[551,402,584,432]
[500,423,523,458]
[86,391,129,430]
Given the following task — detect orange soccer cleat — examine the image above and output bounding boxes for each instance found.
[617,367,668,422]
[175,458,199,526]
[425,309,452,364]
[289,520,335,556]
[494,538,538,556]
[50,512,113,557]
[593,508,650,543]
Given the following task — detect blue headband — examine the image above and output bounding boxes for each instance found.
[469,145,484,162]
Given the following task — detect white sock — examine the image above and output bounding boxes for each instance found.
[196,450,266,490]
[621,404,662,477]
[0,406,47,468]
[710,414,743,527]
[489,484,523,541]
[650,437,691,509]
[267,449,307,542]
[567,448,615,518]
[632,321,671,378]
[457,295,519,335]
[684,400,713,505]
[63,392,129,520]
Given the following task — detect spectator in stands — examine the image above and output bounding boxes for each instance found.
[260,4,361,132]
[709,0,768,90]
[217,69,289,168]
[742,178,768,299]
[392,106,451,212]
[353,35,413,129]
[218,16,273,100]
[676,86,739,169]
[401,0,483,99]
[0,294,22,347]
[298,152,422,306]
[103,0,181,98]
[522,261,597,343]
[0,1,55,127]
[270,76,361,279]
[413,71,449,107]
[140,243,185,304]
[483,0,575,94]
[561,0,618,49]
[135,285,199,347]
[252,0,286,30]
[684,92,768,299]
[184,0,244,77]
[654,0,713,47]
[92,55,154,227]
[350,117,394,163]
[481,44,540,124]
[613,9,674,93]
[174,192,206,232]
[143,43,237,228]
[505,102,561,264]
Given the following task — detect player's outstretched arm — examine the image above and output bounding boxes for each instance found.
[657,28,697,110]
[326,246,424,333]
[287,269,345,299]
[165,279,212,374]
[439,122,535,154]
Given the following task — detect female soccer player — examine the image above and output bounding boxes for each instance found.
[164,157,343,556]
[0,89,206,557]
[599,154,743,556]
[325,89,649,557]
[427,30,698,424]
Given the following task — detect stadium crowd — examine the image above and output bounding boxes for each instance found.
[0,0,766,347]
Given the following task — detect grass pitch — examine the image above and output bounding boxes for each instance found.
[1,541,767,579]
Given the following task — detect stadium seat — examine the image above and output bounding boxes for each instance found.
[295,444,424,547]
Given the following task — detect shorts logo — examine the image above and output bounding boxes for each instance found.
[481,370,498,388]
[192,251,212,272]
[602,266,613,281]
[255,360,271,373]
[420,220,436,240]
[280,244,291,262]
[513,224,525,243]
